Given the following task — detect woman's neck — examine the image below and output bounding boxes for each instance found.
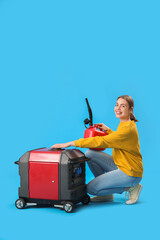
[120,118,131,122]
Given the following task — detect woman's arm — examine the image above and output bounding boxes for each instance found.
[51,125,130,149]
[74,125,131,149]
[51,141,75,149]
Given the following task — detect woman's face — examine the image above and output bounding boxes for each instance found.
[114,98,133,122]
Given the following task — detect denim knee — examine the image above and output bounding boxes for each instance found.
[87,181,97,195]
[85,149,98,159]
[85,149,93,158]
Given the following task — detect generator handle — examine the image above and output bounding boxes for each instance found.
[50,148,64,151]
[70,157,90,163]
[14,161,19,165]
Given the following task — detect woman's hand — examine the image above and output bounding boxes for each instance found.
[95,123,110,132]
[51,141,75,149]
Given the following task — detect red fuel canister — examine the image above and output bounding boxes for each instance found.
[84,125,107,151]
[84,98,108,151]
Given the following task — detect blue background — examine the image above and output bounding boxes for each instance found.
[0,0,159,239]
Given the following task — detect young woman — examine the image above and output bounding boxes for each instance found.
[51,95,143,205]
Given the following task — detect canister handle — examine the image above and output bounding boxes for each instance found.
[14,161,19,165]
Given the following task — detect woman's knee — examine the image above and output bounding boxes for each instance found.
[85,149,96,159]
[87,179,101,195]
[87,181,97,195]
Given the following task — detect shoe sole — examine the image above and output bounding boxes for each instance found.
[91,199,114,203]
[91,196,114,203]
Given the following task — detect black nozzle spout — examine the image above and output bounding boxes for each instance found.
[85,98,93,126]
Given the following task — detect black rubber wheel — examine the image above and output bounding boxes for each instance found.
[81,194,90,205]
[15,198,26,209]
[63,202,74,213]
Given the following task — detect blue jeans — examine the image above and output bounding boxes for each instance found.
[85,149,142,196]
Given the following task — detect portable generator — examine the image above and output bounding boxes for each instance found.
[15,147,90,213]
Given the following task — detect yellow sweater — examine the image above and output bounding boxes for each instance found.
[74,121,143,177]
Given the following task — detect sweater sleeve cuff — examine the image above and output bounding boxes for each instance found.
[106,128,113,134]
[74,140,80,147]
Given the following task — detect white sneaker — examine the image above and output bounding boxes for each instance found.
[125,183,143,205]
[91,194,114,203]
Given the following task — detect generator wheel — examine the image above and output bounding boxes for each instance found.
[63,202,74,213]
[15,198,26,209]
[81,194,90,205]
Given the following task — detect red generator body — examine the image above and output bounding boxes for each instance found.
[84,125,108,151]
[15,148,90,213]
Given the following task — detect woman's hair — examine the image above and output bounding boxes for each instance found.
[117,95,138,122]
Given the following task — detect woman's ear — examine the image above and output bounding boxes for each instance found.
[130,106,134,113]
